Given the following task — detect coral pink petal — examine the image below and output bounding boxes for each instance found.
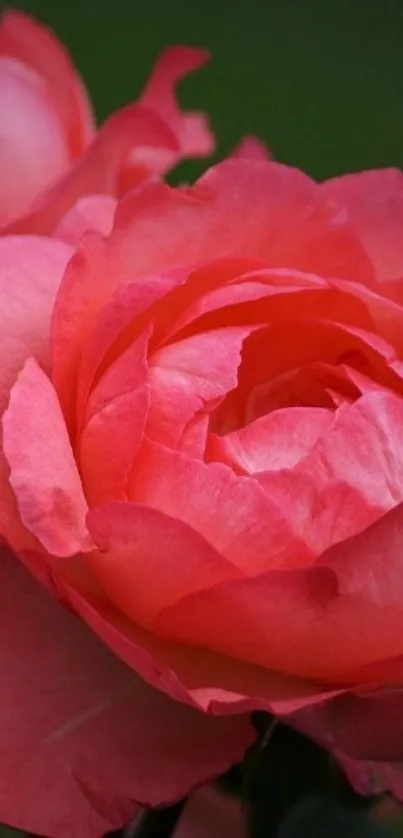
[86,502,241,628]
[337,753,403,802]
[60,569,343,717]
[147,327,252,454]
[157,502,403,681]
[52,159,373,424]
[0,548,253,838]
[322,168,403,288]
[296,390,403,521]
[231,136,271,161]
[54,194,117,245]
[0,57,70,226]
[0,9,95,155]
[79,329,151,505]
[209,407,333,473]
[254,391,403,557]
[112,160,373,284]
[139,46,214,160]
[128,439,312,573]
[74,270,184,429]
[293,688,403,764]
[2,358,92,557]
[5,103,178,236]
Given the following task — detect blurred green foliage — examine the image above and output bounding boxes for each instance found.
[3,0,403,183]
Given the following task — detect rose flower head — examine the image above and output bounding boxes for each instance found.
[3,139,403,826]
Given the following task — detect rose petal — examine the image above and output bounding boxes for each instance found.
[139,46,214,160]
[60,570,343,717]
[2,358,92,557]
[0,548,253,837]
[52,158,373,424]
[208,407,333,473]
[231,135,271,161]
[322,169,403,289]
[0,235,72,552]
[79,328,151,505]
[0,57,70,226]
[0,9,95,156]
[5,103,178,236]
[128,439,312,573]
[156,502,403,681]
[147,327,252,454]
[54,194,117,245]
[86,502,242,628]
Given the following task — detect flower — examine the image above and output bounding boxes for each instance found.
[3,156,403,829]
[0,9,214,235]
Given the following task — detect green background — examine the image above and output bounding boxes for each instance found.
[3,0,403,182]
[1,0,403,835]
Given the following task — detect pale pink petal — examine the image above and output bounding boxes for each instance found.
[5,103,178,236]
[0,235,72,552]
[0,548,253,837]
[0,57,70,226]
[0,9,95,155]
[147,327,252,455]
[2,358,92,557]
[128,439,312,573]
[86,502,241,628]
[0,235,72,412]
[54,194,117,245]
[208,407,333,474]
[295,390,403,525]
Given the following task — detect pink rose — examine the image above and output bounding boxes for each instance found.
[0,9,214,235]
[3,157,403,831]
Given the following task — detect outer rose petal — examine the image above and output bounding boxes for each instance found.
[5,104,179,237]
[0,10,94,156]
[0,57,70,226]
[52,159,373,422]
[2,358,92,557]
[292,689,403,765]
[86,502,242,628]
[0,235,72,552]
[322,169,403,289]
[231,135,271,160]
[139,46,214,161]
[60,570,343,717]
[0,235,72,410]
[156,502,403,681]
[0,548,254,838]
[54,195,117,245]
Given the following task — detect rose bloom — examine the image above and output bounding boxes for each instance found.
[0,9,214,235]
[3,156,403,833]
